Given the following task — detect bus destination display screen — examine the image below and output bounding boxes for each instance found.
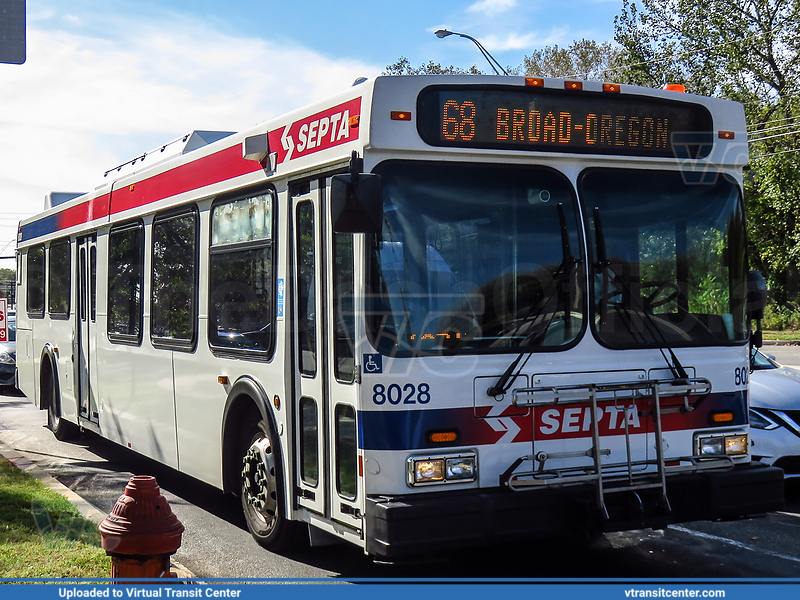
[417,86,714,159]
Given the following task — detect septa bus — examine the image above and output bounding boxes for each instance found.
[15,75,783,559]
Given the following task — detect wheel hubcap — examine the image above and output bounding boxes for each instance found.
[241,436,278,531]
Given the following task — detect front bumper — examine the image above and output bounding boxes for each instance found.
[365,461,784,559]
[0,365,15,386]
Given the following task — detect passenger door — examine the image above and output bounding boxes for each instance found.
[291,178,362,531]
[76,235,99,424]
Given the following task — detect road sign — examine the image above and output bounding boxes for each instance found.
[0,0,26,65]
[0,299,7,343]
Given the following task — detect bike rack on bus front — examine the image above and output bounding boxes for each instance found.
[501,378,734,520]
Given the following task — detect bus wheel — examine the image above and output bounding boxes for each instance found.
[45,369,78,441]
[240,420,301,551]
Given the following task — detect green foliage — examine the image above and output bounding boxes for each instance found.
[383,57,483,76]
[523,39,623,80]
[614,0,800,307]
[762,303,800,330]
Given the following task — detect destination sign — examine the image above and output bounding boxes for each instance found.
[417,86,714,159]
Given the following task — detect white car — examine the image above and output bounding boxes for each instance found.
[749,350,800,477]
[0,312,15,388]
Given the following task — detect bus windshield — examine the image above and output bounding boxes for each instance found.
[580,168,748,348]
[368,161,584,356]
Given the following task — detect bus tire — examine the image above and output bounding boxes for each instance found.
[240,419,302,551]
[44,364,79,442]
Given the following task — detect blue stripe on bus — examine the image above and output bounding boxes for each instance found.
[19,214,59,243]
[358,407,491,451]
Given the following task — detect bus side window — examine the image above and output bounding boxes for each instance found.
[48,239,71,319]
[208,192,275,354]
[335,404,357,500]
[296,201,317,376]
[151,209,198,347]
[26,244,45,318]
[333,232,355,382]
[108,222,144,344]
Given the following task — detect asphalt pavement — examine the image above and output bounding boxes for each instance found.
[2,382,800,579]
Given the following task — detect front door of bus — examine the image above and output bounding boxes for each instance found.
[76,236,99,424]
[291,179,362,531]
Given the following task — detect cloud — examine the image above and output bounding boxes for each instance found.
[467,0,519,16]
[0,9,380,254]
[482,27,570,51]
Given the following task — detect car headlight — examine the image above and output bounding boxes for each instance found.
[749,408,780,430]
[407,453,477,486]
[0,351,14,365]
[695,432,748,457]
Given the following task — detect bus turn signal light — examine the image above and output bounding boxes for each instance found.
[710,411,734,424]
[429,431,458,444]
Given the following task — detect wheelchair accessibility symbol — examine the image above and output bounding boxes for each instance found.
[363,354,382,374]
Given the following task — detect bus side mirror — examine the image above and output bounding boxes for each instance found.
[747,270,767,348]
[330,173,382,234]
[746,270,767,322]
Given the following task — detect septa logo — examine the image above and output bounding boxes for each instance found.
[535,402,646,440]
[268,97,362,164]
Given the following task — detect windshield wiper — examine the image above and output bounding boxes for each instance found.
[593,207,689,381]
[487,203,577,397]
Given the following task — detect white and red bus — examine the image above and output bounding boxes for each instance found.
[16,75,783,558]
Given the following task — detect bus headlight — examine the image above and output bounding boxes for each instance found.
[407,453,477,486]
[695,433,748,457]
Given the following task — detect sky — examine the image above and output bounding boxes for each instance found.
[0,0,623,260]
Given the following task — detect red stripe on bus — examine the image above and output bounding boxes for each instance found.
[109,144,262,216]
[58,193,112,230]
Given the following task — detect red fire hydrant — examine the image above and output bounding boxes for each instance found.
[99,475,185,579]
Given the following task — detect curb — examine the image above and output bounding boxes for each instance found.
[0,438,195,579]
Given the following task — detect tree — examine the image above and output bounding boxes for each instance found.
[614,0,800,304]
[523,39,623,80]
[383,57,483,76]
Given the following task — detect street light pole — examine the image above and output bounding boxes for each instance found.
[434,29,508,76]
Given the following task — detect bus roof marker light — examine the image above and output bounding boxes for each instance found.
[349,115,360,128]
[719,131,735,140]
[525,78,544,87]
[603,83,621,93]
[662,83,686,93]
[565,81,583,91]
[391,111,412,121]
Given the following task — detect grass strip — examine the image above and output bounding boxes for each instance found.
[0,457,110,579]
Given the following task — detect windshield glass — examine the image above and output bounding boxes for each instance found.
[579,169,747,348]
[752,351,777,370]
[368,162,584,356]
